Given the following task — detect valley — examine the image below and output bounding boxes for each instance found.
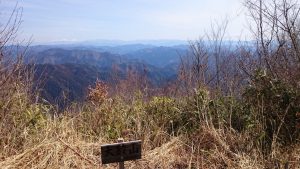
[26,43,186,106]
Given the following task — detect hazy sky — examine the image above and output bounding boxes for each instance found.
[1,0,249,43]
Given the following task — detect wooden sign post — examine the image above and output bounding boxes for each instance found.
[101,138,142,169]
[117,138,125,169]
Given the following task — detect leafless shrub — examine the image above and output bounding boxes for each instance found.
[244,0,300,84]
[87,80,108,105]
[0,2,35,156]
[178,20,246,97]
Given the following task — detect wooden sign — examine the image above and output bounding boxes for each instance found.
[101,140,142,164]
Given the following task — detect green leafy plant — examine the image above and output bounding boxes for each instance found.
[244,70,300,153]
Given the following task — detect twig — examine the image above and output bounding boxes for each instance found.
[57,138,99,167]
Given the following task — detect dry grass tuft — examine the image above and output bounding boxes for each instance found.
[0,139,101,169]
[1,116,300,168]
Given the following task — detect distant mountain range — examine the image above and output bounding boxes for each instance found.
[25,43,186,106]
[22,40,248,107]
[34,39,189,47]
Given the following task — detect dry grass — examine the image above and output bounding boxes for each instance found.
[1,86,300,168]
[1,79,299,168]
[3,115,298,169]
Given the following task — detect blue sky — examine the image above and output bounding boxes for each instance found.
[1,0,248,43]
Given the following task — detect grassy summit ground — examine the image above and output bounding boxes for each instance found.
[1,77,300,168]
